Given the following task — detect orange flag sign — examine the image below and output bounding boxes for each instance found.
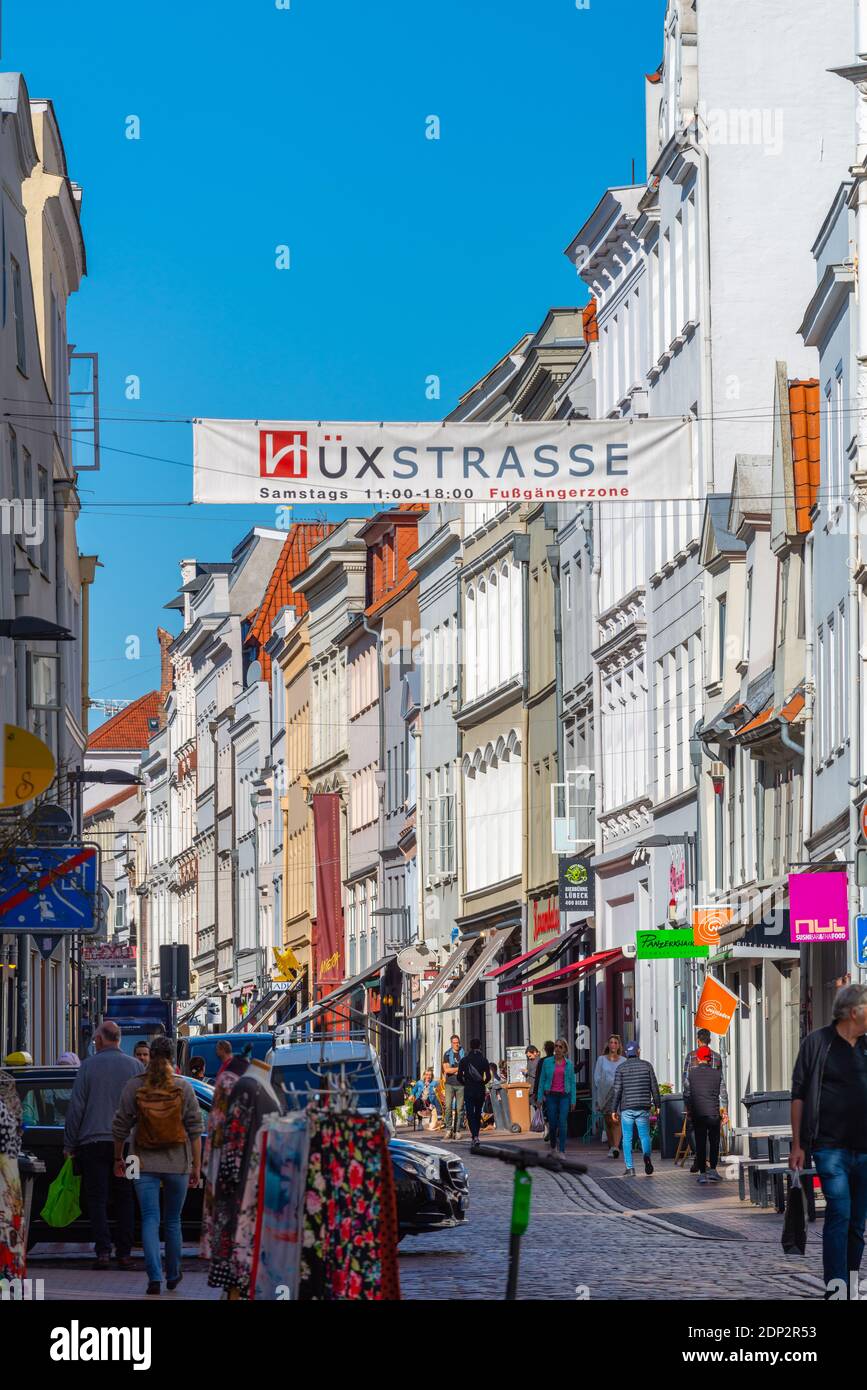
[695,974,740,1036]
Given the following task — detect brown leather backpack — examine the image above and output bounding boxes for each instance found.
[135,1081,187,1148]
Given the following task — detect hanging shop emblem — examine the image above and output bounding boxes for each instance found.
[193,417,694,506]
[789,871,849,944]
[635,928,709,960]
[693,905,734,947]
[559,854,595,916]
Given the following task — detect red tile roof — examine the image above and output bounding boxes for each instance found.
[246,522,335,679]
[781,690,805,723]
[737,689,804,738]
[84,785,139,820]
[87,690,162,751]
[582,299,599,343]
[789,379,820,534]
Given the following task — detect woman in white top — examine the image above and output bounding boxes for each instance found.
[593,1034,625,1158]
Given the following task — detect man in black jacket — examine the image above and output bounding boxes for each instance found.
[457,1039,492,1151]
[684,1046,723,1183]
[789,984,867,1297]
[610,1041,661,1176]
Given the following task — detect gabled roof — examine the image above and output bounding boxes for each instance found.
[245,522,334,679]
[84,785,139,821]
[87,691,162,751]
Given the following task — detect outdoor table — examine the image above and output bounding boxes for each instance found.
[732,1123,792,1163]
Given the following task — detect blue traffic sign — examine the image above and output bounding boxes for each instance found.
[856,915,867,969]
[0,845,99,935]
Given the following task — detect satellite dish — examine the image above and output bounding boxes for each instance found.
[245,660,262,686]
[397,944,433,975]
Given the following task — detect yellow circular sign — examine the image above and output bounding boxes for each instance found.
[3,724,56,808]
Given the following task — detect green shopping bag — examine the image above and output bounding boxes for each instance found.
[40,1156,82,1228]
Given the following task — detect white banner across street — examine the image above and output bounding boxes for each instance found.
[193,417,694,506]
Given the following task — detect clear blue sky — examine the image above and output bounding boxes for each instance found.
[8,0,664,718]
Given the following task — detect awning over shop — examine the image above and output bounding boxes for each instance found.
[716,878,788,945]
[408,938,474,1020]
[278,952,397,1032]
[508,947,622,997]
[444,925,517,1011]
[175,992,212,1027]
[229,978,303,1033]
[485,923,584,982]
[707,944,800,965]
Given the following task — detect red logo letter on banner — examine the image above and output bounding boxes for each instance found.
[259,429,308,478]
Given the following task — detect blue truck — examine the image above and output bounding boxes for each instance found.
[104,994,173,1055]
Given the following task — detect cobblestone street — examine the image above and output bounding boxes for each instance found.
[26,1131,829,1302]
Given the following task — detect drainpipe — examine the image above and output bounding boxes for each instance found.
[681,126,714,493]
[360,613,385,915]
[590,504,603,1050]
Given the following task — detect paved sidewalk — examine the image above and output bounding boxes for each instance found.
[25,1127,827,1301]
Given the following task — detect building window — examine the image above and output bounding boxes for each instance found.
[716,595,727,681]
[462,732,522,893]
[11,257,26,374]
[778,556,789,647]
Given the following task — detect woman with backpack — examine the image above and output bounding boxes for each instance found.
[112,1034,203,1295]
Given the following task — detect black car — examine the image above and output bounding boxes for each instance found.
[11,1066,212,1249]
[13,1066,467,1248]
[389,1136,469,1237]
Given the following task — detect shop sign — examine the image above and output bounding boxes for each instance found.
[789,871,849,944]
[695,975,740,1036]
[693,905,734,948]
[82,943,136,963]
[636,928,709,960]
[496,989,522,1014]
[532,896,560,941]
[559,854,594,916]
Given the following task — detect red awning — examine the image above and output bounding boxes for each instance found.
[506,947,622,996]
[486,924,584,981]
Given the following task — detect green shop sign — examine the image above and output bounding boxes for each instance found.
[635,929,709,960]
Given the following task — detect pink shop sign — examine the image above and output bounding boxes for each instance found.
[789,871,849,944]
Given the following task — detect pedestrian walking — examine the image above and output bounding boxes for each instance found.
[609,1041,661,1176]
[684,1045,724,1182]
[593,1034,625,1158]
[789,983,867,1298]
[682,1027,728,1172]
[112,1034,203,1296]
[189,1056,206,1082]
[457,1038,492,1150]
[63,1020,143,1269]
[537,1038,576,1155]
[215,1040,234,1076]
[534,1040,555,1140]
[134,1041,151,1067]
[525,1044,541,1088]
[441,1034,465,1139]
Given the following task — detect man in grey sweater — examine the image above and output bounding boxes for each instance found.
[64,1020,143,1269]
[610,1041,662,1177]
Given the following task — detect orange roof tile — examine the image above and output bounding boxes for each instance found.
[246,522,335,680]
[789,379,820,534]
[781,690,805,722]
[365,568,418,620]
[84,785,139,820]
[87,691,162,751]
[582,299,599,343]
